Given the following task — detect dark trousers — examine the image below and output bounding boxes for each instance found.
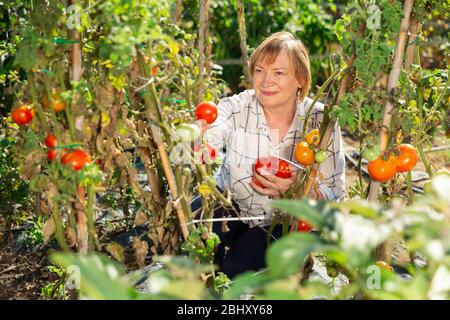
[190,195,283,279]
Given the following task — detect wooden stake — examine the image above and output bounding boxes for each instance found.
[368,0,414,203]
[197,0,210,101]
[236,0,250,86]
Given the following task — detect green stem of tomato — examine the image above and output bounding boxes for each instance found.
[406,171,414,204]
[27,72,49,132]
[417,144,433,178]
[86,185,100,252]
[302,68,341,138]
[51,203,69,252]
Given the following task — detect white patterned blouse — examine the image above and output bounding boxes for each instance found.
[204,89,345,228]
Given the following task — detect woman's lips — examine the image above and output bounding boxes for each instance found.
[261,90,277,96]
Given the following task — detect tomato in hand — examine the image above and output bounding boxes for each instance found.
[195,101,218,124]
[297,219,313,232]
[11,105,34,126]
[45,133,57,148]
[294,141,314,166]
[395,143,418,173]
[305,129,320,145]
[61,149,92,171]
[252,156,291,189]
[368,154,397,182]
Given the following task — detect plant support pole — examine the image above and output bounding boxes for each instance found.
[236,0,250,86]
[367,0,414,203]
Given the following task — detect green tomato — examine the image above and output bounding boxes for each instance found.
[362,146,380,161]
[176,123,201,142]
[314,150,328,164]
[423,181,433,194]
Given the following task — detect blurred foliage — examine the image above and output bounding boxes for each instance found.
[180,0,339,93]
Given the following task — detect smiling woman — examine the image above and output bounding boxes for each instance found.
[192,31,346,279]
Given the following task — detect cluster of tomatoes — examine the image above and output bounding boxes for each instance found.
[294,129,328,166]
[44,133,92,171]
[366,143,418,182]
[10,91,67,127]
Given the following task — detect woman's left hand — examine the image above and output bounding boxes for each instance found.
[250,167,325,200]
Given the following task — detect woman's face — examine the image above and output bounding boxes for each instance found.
[253,48,301,110]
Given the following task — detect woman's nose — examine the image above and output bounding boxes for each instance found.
[261,72,274,86]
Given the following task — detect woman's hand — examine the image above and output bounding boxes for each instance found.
[250,167,325,200]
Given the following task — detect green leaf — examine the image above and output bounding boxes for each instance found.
[50,253,137,300]
[331,199,380,219]
[266,232,322,278]
[223,271,271,300]
[270,198,326,228]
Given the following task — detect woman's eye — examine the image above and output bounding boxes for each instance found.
[276,72,284,76]
[255,69,262,73]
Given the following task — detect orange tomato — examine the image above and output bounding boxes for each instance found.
[376,260,393,272]
[294,141,315,166]
[368,154,397,182]
[395,144,418,173]
[306,129,320,145]
[42,91,66,113]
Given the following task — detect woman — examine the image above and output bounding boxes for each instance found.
[191,31,345,279]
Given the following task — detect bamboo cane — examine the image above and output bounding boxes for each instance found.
[236,0,250,86]
[173,0,183,25]
[369,0,414,262]
[404,17,419,69]
[197,0,210,101]
[150,125,190,240]
[367,0,414,203]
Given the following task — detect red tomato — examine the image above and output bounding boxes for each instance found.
[294,141,315,166]
[11,105,34,126]
[252,156,291,189]
[195,101,218,124]
[395,144,418,173]
[45,133,57,148]
[61,149,92,171]
[368,155,397,182]
[297,220,313,232]
[47,148,67,161]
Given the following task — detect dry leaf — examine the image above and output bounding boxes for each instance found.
[132,237,149,268]
[66,226,78,247]
[43,217,56,244]
[106,241,125,262]
[134,210,148,226]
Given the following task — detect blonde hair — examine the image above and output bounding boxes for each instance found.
[249,31,311,102]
